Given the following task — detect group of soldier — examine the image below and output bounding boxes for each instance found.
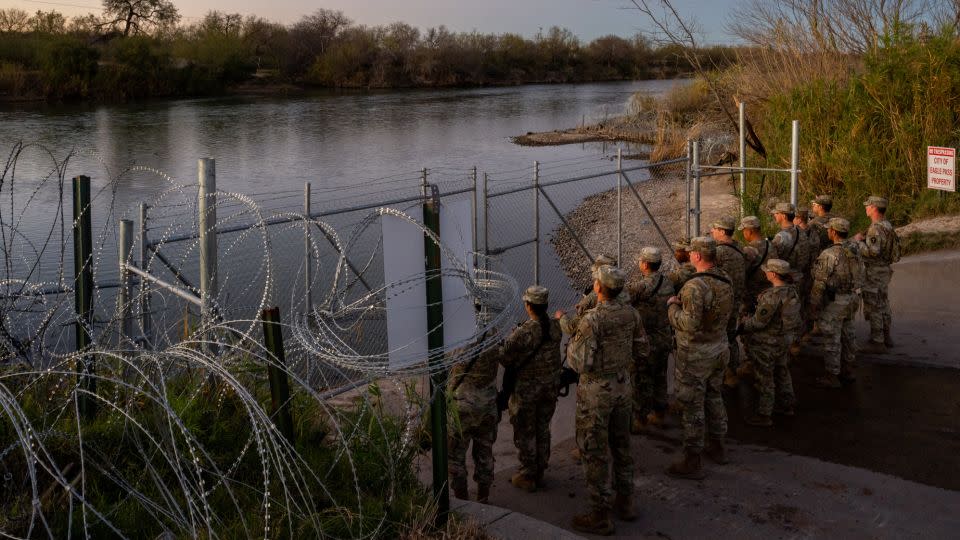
[444,194,901,536]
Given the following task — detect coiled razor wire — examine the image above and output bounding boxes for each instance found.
[0,142,521,538]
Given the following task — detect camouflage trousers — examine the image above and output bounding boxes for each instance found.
[814,295,858,375]
[743,339,795,416]
[862,265,893,344]
[726,310,741,372]
[635,338,671,416]
[448,401,498,487]
[674,343,729,452]
[509,384,557,478]
[576,372,633,512]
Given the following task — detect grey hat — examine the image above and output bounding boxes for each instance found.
[828,217,850,233]
[591,253,618,278]
[522,285,549,305]
[712,216,737,231]
[864,195,888,209]
[795,205,810,217]
[738,216,761,230]
[770,202,796,215]
[672,238,691,251]
[639,246,662,264]
[811,195,833,207]
[596,265,627,289]
[687,236,717,256]
[761,258,790,274]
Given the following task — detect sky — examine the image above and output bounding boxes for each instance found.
[8,0,737,43]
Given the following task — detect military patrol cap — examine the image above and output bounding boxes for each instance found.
[596,265,627,289]
[795,205,810,217]
[828,217,850,233]
[590,253,617,278]
[761,258,791,275]
[811,195,833,207]
[639,246,662,263]
[522,285,549,305]
[770,202,796,215]
[712,215,737,231]
[672,238,690,251]
[738,216,761,230]
[687,236,717,256]
[863,195,888,209]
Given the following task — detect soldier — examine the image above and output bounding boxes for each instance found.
[710,216,747,386]
[447,318,501,503]
[668,239,696,291]
[568,266,648,535]
[558,254,629,335]
[854,196,900,353]
[808,195,836,257]
[667,237,734,479]
[739,216,772,313]
[627,247,675,431]
[738,259,802,426]
[794,206,821,323]
[501,285,563,491]
[809,218,860,388]
[770,202,809,275]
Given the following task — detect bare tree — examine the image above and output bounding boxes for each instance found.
[101,0,180,36]
[0,8,31,33]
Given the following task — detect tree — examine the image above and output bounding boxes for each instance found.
[101,0,180,36]
[0,8,30,33]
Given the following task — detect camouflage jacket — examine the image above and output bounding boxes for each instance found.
[568,300,648,378]
[716,240,747,303]
[668,266,734,349]
[667,262,696,291]
[627,270,675,343]
[809,213,836,256]
[810,242,861,308]
[501,318,563,391]
[743,238,772,301]
[859,219,900,268]
[797,226,820,274]
[773,225,809,273]
[559,288,630,335]
[741,284,803,346]
[448,334,501,408]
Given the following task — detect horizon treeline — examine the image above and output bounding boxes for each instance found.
[0,7,734,101]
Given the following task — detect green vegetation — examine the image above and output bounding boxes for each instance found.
[0,5,734,102]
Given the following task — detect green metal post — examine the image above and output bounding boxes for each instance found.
[262,307,295,444]
[423,183,449,526]
[72,175,96,419]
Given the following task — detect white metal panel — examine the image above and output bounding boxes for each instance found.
[382,206,428,370]
[440,198,477,350]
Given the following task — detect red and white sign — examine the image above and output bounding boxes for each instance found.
[927,146,956,192]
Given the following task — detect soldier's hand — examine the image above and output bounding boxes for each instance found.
[667,295,681,306]
[853,232,865,242]
[554,309,565,320]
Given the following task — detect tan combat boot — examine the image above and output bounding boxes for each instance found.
[476,484,490,504]
[570,447,582,463]
[667,449,707,480]
[510,472,537,492]
[723,367,739,388]
[451,477,468,500]
[704,436,729,464]
[571,509,614,536]
[613,493,637,522]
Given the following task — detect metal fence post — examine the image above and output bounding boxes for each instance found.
[739,102,746,217]
[118,219,133,344]
[138,202,151,346]
[72,175,96,419]
[304,182,313,316]
[471,166,478,269]
[790,120,800,207]
[482,172,490,271]
[423,183,449,526]
[617,148,623,265]
[692,140,701,236]
[533,161,540,285]
[198,158,218,323]
[261,306,295,444]
[685,139,692,239]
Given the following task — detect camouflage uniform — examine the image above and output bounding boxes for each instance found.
[797,225,820,313]
[743,237,772,313]
[668,263,733,453]
[502,317,563,480]
[772,224,809,277]
[740,274,802,416]
[810,224,860,377]
[808,209,836,259]
[859,212,899,345]
[568,268,648,513]
[715,239,747,371]
[447,335,501,489]
[668,262,696,291]
[559,289,631,335]
[628,268,675,417]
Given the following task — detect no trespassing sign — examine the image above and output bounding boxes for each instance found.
[928,146,956,192]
